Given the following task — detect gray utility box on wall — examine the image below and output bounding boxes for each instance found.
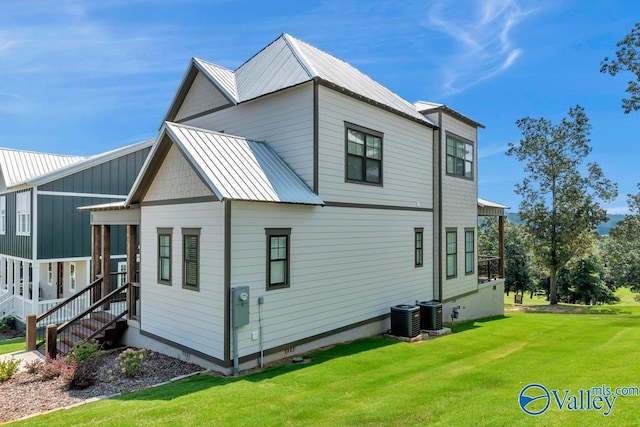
[231,286,250,327]
[390,304,421,338]
[417,300,443,330]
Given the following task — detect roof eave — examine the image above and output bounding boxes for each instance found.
[316,78,438,129]
[416,104,484,129]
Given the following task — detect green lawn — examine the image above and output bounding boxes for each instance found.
[11,305,640,426]
[0,337,25,355]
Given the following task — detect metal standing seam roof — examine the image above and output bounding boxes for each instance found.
[478,198,510,209]
[26,138,155,187]
[414,101,485,129]
[0,148,86,189]
[151,122,324,205]
[166,33,438,127]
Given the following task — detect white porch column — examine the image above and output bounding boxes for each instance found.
[31,262,40,315]
[0,256,5,292]
[13,260,19,296]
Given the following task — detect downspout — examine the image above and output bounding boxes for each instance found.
[435,111,443,302]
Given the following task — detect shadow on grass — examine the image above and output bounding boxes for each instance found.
[448,315,509,334]
[114,337,400,402]
[508,304,638,316]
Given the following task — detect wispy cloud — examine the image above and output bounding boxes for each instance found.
[478,143,509,159]
[423,0,535,95]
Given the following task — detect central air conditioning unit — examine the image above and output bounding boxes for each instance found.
[390,304,421,338]
[417,300,443,330]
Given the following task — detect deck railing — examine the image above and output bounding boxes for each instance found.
[478,255,503,283]
[32,277,103,350]
[52,283,129,358]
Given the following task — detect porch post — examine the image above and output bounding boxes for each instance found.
[101,225,111,301]
[126,225,137,284]
[13,260,19,296]
[126,224,137,319]
[92,224,102,281]
[498,215,505,278]
[31,262,40,315]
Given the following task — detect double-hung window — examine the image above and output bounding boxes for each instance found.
[16,191,31,236]
[465,229,475,274]
[182,228,200,291]
[415,228,424,267]
[0,196,5,235]
[446,134,474,179]
[346,124,383,184]
[157,228,172,284]
[446,229,457,278]
[266,228,291,290]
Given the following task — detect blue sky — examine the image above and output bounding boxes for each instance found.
[1,0,639,213]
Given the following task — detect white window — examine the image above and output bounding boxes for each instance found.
[69,262,76,292]
[0,196,5,235]
[118,262,127,287]
[16,192,31,236]
[47,262,54,286]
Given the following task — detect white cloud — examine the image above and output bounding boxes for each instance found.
[478,143,508,159]
[423,0,536,95]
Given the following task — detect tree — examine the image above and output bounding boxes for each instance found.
[504,222,532,296]
[557,243,617,305]
[601,23,640,114]
[604,184,640,291]
[506,105,618,304]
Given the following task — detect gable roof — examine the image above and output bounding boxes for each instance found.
[26,139,154,187]
[0,148,86,190]
[164,33,437,127]
[414,101,484,129]
[128,122,324,206]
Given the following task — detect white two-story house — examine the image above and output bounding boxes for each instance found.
[80,33,504,373]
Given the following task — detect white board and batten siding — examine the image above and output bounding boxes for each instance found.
[183,83,315,189]
[140,145,226,361]
[317,86,433,208]
[440,113,479,300]
[231,201,433,358]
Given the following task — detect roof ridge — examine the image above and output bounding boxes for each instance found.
[281,33,317,79]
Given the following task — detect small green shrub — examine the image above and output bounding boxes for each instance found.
[68,361,97,390]
[67,340,102,366]
[109,348,149,379]
[0,358,20,381]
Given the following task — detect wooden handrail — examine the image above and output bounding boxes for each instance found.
[36,277,103,323]
[83,310,128,342]
[57,282,129,334]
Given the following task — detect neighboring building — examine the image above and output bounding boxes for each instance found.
[0,141,152,322]
[78,33,505,373]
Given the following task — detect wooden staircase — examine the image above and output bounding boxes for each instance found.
[30,278,131,358]
[57,311,128,355]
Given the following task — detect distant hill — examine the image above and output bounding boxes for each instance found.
[506,213,626,236]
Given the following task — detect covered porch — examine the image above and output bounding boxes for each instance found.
[477,198,509,283]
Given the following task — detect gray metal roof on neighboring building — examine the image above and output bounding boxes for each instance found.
[26,138,154,187]
[165,33,438,127]
[0,148,86,190]
[129,122,324,206]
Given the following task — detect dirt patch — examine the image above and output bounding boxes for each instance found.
[505,304,592,314]
[0,327,24,341]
